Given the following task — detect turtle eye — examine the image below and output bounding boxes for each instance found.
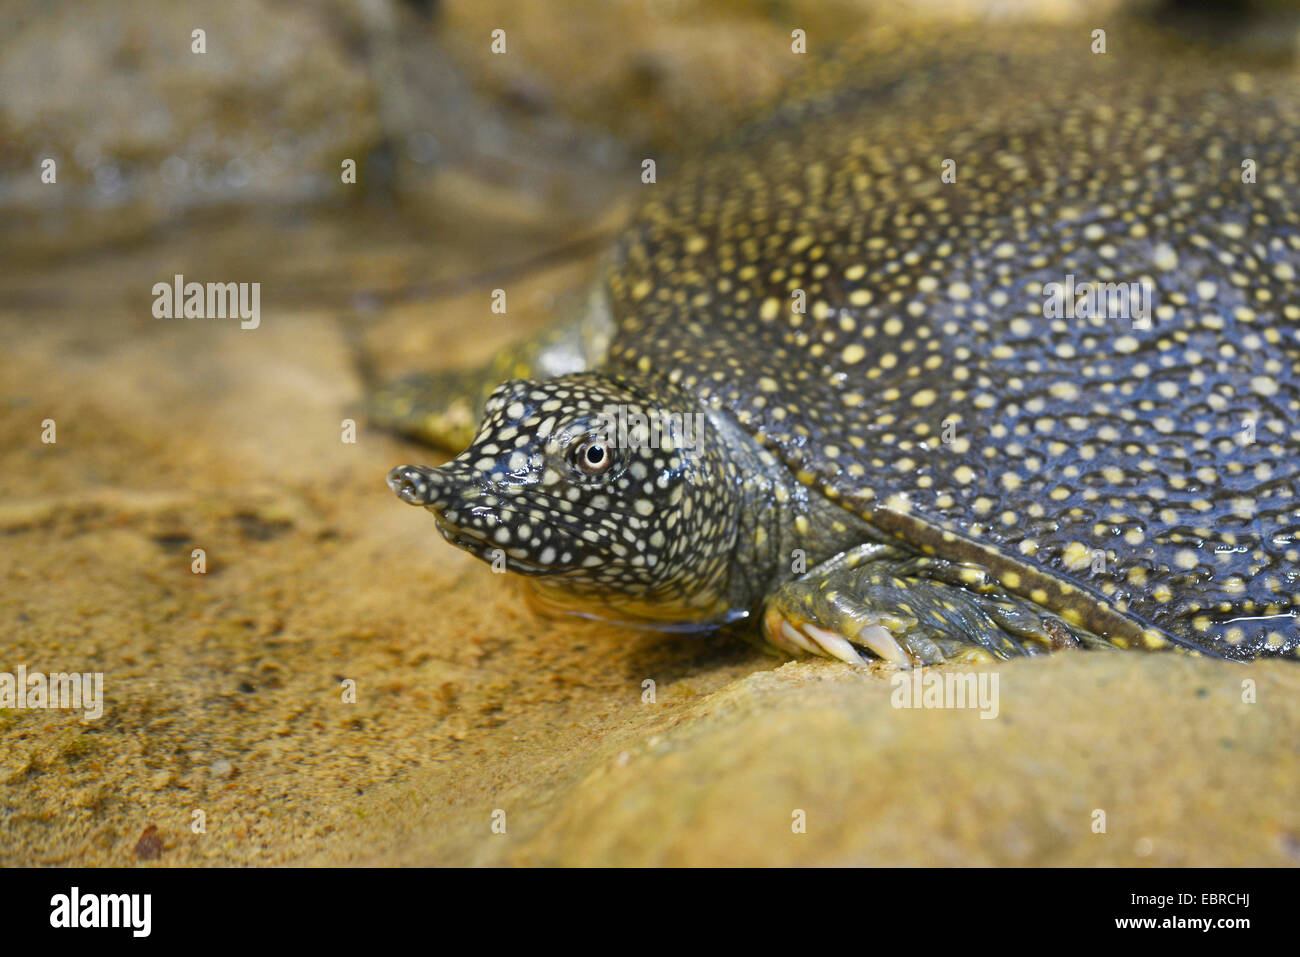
[573,438,613,476]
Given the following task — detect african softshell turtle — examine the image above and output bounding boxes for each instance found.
[377,22,1300,666]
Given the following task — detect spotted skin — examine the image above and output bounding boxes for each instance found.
[387,24,1300,663]
[388,374,755,627]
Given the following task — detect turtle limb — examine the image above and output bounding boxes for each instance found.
[368,283,615,451]
[761,546,1096,667]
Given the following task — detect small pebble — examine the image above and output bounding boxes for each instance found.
[133,824,163,860]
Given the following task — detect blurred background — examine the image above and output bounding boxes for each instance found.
[4,0,1300,867]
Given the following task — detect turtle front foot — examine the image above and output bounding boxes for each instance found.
[761,556,1086,667]
[367,367,492,452]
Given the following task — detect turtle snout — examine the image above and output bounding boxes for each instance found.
[387,464,452,507]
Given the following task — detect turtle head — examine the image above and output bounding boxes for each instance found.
[387,373,744,627]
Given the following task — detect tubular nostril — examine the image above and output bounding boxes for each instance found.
[387,465,444,506]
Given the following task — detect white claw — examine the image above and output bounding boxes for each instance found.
[800,623,868,665]
[762,614,803,655]
[779,620,822,656]
[855,624,910,666]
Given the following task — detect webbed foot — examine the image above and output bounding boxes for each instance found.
[367,279,615,451]
[761,552,1093,667]
[367,366,495,451]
